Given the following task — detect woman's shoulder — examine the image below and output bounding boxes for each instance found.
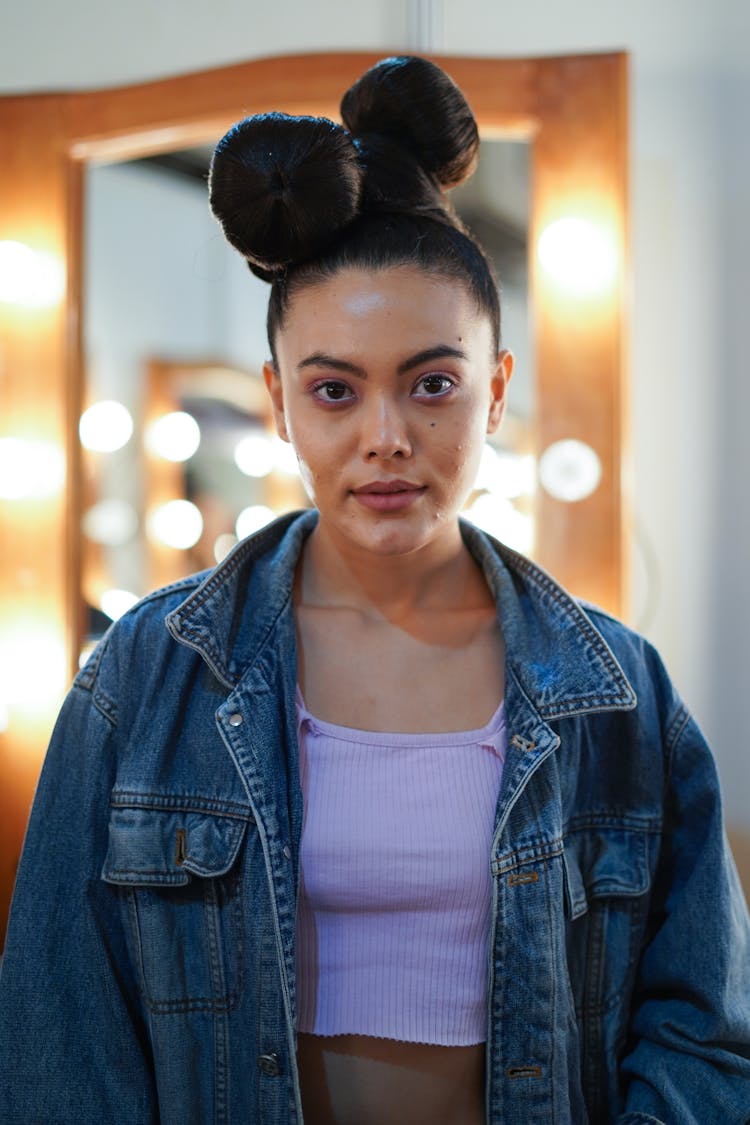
[576,598,670,685]
[466,522,685,732]
[78,571,210,680]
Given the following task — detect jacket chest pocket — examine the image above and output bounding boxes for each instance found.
[102,806,250,1013]
[562,826,653,1020]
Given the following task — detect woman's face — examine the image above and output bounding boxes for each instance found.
[264,265,512,561]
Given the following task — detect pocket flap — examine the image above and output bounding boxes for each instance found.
[563,826,651,917]
[562,847,588,919]
[102,806,248,886]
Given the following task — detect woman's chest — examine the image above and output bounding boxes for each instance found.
[296,606,504,733]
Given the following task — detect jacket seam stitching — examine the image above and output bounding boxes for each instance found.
[91,686,118,726]
[565,815,661,834]
[664,703,690,784]
[493,838,564,876]
[110,793,254,817]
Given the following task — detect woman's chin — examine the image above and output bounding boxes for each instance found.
[318,508,461,561]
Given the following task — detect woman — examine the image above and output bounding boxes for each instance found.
[1,56,749,1125]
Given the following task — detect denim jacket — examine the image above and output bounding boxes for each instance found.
[1,509,749,1124]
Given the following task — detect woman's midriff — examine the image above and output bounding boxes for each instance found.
[296,1033,486,1125]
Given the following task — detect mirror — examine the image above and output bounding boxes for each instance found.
[0,47,630,685]
[0,52,629,938]
[80,137,534,649]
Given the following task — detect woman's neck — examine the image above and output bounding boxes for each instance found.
[298,520,492,625]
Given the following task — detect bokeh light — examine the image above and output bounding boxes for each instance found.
[271,436,300,476]
[463,493,534,554]
[147,499,203,549]
[0,628,67,705]
[539,439,602,502]
[538,218,617,296]
[146,411,201,462]
[234,433,275,478]
[474,444,535,500]
[236,505,275,540]
[100,588,140,621]
[0,437,65,500]
[81,498,139,546]
[79,401,134,453]
[214,532,238,563]
[0,240,65,307]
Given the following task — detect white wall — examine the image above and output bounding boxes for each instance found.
[0,1,403,93]
[3,0,749,823]
[709,63,750,821]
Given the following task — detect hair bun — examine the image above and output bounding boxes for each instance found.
[340,56,479,190]
[209,112,363,280]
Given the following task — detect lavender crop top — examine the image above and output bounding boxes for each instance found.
[295,688,506,1046]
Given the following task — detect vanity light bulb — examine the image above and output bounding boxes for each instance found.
[0,240,65,307]
[539,439,602,502]
[0,630,67,706]
[147,500,203,550]
[0,437,65,500]
[236,505,275,540]
[79,401,134,454]
[463,493,534,555]
[474,444,535,500]
[100,588,139,621]
[234,433,275,478]
[214,533,238,563]
[538,218,617,296]
[271,437,301,476]
[146,411,201,462]
[81,499,139,546]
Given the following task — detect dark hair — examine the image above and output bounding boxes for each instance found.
[209,56,501,364]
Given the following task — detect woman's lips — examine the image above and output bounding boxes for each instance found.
[352,481,426,512]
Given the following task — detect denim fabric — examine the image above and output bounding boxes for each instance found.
[1,508,749,1124]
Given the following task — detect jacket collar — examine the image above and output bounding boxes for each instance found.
[460,520,636,719]
[166,509,636,720]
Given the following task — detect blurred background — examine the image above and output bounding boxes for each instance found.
[1,0,748,939]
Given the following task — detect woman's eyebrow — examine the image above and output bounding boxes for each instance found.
[397,345,468,374]
[297,352,366,377]
[297,344,468,379]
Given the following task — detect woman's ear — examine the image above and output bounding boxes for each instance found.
[486,349,514,434]
[263,361,290,442]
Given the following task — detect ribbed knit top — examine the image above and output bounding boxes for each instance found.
[294,688,506,1046]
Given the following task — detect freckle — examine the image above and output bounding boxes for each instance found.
[430,422,436,428]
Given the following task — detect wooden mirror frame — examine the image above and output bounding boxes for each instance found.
[0,51,628,937]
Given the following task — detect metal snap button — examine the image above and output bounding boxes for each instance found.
[228,712,243,727]
[282,845,292,860]
[510,733,536,753]
[258,1052,281,1077]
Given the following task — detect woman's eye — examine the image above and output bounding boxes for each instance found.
[413,374,455,397]
[312,380,354,403]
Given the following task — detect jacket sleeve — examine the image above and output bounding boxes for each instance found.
[0,647,158,1124]
[617,676,750,1124]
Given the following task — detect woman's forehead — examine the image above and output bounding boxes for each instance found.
[281,265,488,336]
[277,288,490,374]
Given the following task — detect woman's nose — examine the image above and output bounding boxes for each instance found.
[359,395,412,460]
